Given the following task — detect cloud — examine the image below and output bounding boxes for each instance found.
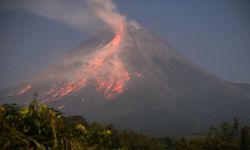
[86,0,125,33]
[0,0,125,33]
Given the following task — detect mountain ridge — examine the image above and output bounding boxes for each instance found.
[1,23,250,136]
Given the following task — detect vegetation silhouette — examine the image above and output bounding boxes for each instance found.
[0,97,249,149]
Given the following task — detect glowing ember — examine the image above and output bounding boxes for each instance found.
[47,88,57,95]
[58,78,87,97]
[136,73,142,78]
[18,84,32,95]
[58,104,65,109]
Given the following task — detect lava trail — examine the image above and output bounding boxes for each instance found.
[19,21,131,101]
[56,22,130,99]
[18,84,32,95]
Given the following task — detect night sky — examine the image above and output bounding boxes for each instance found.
[0,0,250,89]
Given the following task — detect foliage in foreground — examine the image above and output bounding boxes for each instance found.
[0,100,250,150]
[169,118,250,150]
[0,101,163,150]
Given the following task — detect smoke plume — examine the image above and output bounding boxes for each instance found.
[1,0,139,99]
[1,0,125,33]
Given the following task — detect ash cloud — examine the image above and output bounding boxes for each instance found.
[0,0,125,33]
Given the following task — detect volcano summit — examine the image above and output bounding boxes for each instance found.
[1,22,250,136]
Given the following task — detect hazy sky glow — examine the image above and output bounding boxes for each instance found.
[0,0,250,88]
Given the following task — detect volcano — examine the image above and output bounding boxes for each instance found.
[1,22,250,136]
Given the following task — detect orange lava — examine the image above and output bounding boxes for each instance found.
[18,22,130,104]
[18,84,32,95]
[47,88,57,95]
[87,22,130,99]
[58,78,87,97]
[18,22,130,101]
[136,73,142,78]
[48,21,130,99]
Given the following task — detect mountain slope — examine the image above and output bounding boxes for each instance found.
[1,23,250,136]
[232,83,250,96]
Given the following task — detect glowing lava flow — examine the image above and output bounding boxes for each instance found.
[18,84,32,95]
[57,78,87,97]
[45,22,130,99]
[16,22,130,100]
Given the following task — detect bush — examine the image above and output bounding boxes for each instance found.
[0,101,164,150]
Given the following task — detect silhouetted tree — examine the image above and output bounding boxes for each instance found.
[240,126,249,150]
